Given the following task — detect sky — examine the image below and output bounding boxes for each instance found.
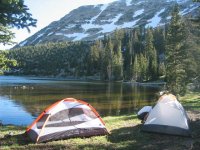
[0,0,116,50]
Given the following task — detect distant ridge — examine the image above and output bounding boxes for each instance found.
[16,0,199,47]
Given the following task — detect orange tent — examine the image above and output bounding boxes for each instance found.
[26,98,108,143]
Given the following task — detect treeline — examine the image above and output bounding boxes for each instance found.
[8,42,91,77]
[7,27,166,81]
[90,27,166,81]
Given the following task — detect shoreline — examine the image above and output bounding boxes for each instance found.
[1,75,166,86]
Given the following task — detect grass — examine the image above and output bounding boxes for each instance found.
[0,92,200,150]
[181,92,200,111]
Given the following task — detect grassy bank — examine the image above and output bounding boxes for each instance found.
[181,92,200,111]
[0,92,200,150]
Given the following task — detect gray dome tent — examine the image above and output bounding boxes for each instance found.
[141,94,191,136]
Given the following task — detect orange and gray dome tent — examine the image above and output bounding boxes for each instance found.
[26,98,109,143]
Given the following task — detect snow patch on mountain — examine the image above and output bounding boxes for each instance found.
[47,32,53,36]
[166,0,189,3]
[55,33,63,36]
[81,6,144,35]
[65,24,76,29]
[166,16,171,20]
[81,4,110,31]
[69,33,89,41]
[180,5,199,15]
[100,13,123,33]
[121,18,140,28]
[146,8,165,28]
[134,1,145,5]
[19,40,27,47]
[82,13,124,33]
[55,32,88,41]
[31,33,44,44]
[133,9,144,18]
[82,23,98,31]
[91,6,105,22]
[61,13,124,40]
[99,3,109,11]
[126,0,132,6]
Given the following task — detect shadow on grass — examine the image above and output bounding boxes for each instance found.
[190,118,200,137]
[190,118,200,150]
[77,143,114,150]
[0,133,69,150]
[107,123,197,150]
[0,132,31,146]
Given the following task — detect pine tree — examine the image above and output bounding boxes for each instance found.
[165,5,188,96]
[140,53,148,81]
[133,54,140,81]
[175,18,199,90]
[124,36,133,80]
[0,0,37,45]
[158,62,166,77]
[113,41,123,80]
[102,38,114,81]
[112,30,124,80]
[89,40,101,75]
[134,28,144,54]
[151,47,158,79]
[145,28,158,80]
[153,27,165,55]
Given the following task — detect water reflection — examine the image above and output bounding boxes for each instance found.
[0,76,160,125]
[0,96,34,125]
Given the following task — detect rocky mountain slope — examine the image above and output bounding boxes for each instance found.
[17,0,199,47]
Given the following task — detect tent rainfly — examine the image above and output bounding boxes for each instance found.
[141,94,191,136]
[137,106,152,120]
[26,98,109,143]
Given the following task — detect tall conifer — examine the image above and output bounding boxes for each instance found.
[145,28,158,80]
[165,5,188,95]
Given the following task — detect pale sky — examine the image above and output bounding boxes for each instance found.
[0,0,116,50]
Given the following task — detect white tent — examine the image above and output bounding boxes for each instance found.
[141,94,191,136]
[137,106,152,120]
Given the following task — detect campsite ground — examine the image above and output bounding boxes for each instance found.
[0,92,200,150]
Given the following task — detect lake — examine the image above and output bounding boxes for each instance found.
[0,76,160,126]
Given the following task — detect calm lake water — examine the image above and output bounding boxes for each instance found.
[0,76,160,126]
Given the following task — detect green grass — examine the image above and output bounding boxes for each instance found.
[181,92,200,111]
[0,92,200,150]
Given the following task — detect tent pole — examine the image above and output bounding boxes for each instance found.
[36,114,51,143]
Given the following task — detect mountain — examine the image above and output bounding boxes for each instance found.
[17,0,199,47]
